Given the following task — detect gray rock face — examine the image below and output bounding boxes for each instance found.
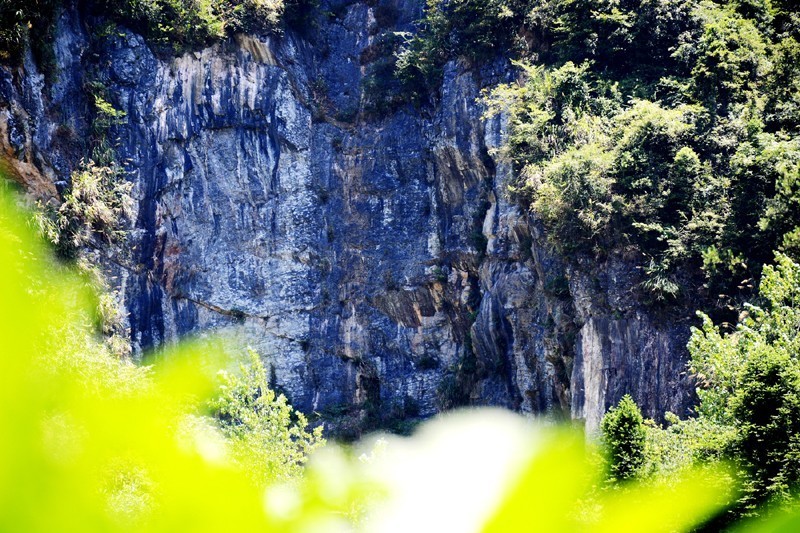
[0,1,695,434]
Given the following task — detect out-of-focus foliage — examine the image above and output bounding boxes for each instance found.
[10,181,800,530]
[1,188,253,530]
[0,186,347,530]
[334,409,737,533]
[479,417,735,532]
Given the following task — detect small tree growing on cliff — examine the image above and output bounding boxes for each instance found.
[209,349,325,487]
[601,394,647,482]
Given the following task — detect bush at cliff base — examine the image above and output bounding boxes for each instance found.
[3,184,800,532]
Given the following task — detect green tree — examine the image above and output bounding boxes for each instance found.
[601,394,647,482]
[764,37,800,130]
[689,5,768,111]
[209,349,325,487]
[733,345,800,509]
[669,253,800,512]
[729,254,800,507]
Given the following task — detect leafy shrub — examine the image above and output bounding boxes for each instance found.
[91,0,240,54]
[529,142,615,252]
[1,0,298,66]
[34,160,134,259]
[482,0,800,308]
[85,80,128,148]
[486,66,730,284]
[109,0,322,52]
[689,5,768,111]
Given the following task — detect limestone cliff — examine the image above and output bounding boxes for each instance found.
[0,0,694,434]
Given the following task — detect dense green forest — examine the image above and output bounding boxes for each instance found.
[2,0,800,529]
